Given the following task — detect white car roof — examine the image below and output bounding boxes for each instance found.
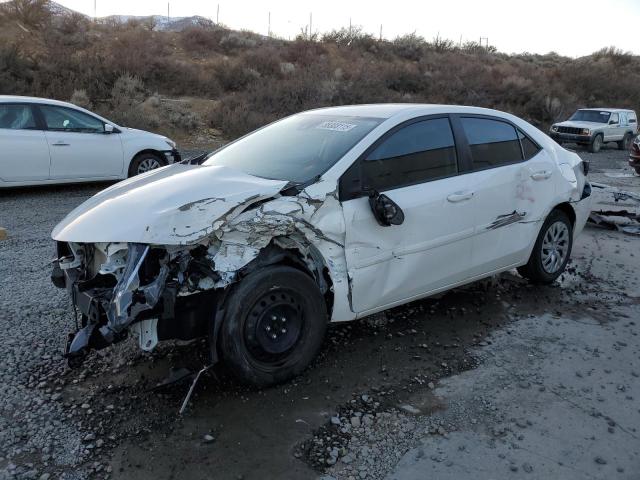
[301,103,519,120]
[0,95,80,109]
[578,107,636,114]
[0,95,118,126]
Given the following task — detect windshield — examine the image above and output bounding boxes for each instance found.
[203,114,383,183]
[569,110,611,123]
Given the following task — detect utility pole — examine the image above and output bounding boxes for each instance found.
[349,17,352,34]
[167,2,170,20]
[216,4,219,24]
[268,11,271,36]
[309,12,312,38]
[94,0,96,21]
[379,24,382,41]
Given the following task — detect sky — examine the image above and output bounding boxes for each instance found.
[54,0,639,57]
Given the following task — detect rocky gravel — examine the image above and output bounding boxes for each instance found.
[0,148,638,480]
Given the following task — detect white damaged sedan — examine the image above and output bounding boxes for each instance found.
[51,104,592,386]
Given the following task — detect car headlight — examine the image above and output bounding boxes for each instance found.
[551,125,558,132]
[164,139,177,150]
[581,128,590,135]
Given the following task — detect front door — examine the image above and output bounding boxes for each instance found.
[606,112,623,142]
[38,104,124,179]
[0,104,50,182]
[341,116,476,314]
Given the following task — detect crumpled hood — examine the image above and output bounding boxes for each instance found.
[555,120,606,130]
[52,164,288,245]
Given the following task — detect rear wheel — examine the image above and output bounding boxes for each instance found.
[618,133,632,151]
[218,266,328,387]
[588,134,603,153]
[518,209,573,284]
[128,152,166,177]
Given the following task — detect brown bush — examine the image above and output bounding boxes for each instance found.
[3,5,640,139]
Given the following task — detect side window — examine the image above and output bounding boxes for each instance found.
[362,118,457,191]
[40,105,104,133]
[0,104,37,130]
[629,113,637,125]
[620,113,628,126]
[460,117,522,170]
[518,129,541,160]
[610,112,619,124]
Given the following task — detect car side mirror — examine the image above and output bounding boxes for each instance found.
[609,120,617,125]
[104,124,115,134]
[368,191,404,226]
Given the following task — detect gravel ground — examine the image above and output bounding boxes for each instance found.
[0,147,638,480]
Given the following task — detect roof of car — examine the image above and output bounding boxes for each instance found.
[0,95,78,108]
[302,103,514,120]
[578,107,636,113]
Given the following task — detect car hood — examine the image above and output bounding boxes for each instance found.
[121,127,169,142]
[51,164,288,245]
[555,121,606,129]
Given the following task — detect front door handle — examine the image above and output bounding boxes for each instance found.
[530,170,552,181]
[52,141,70,147]
[447,190,474,203]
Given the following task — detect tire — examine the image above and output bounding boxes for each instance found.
[588,134,603,153]
[128,152,166,177]
[618,133,632,151]
[517,209,573,284]
[218,266,328,387]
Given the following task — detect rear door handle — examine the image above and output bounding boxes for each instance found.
[531,170,552,181]
[52,141,70,146]
[447,190,475,203]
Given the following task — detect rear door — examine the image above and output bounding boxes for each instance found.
[341,116,476,314]
[38,104,124,180]
[0,103,50,182]
[452,116,554,276]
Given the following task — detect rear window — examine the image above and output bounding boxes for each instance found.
[518,130,541,160]
[460,117,522,170]
[0,104,37,130]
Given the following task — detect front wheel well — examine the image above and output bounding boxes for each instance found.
[130,149,164,163]
[236,241,335,319]
[127,150,167,177]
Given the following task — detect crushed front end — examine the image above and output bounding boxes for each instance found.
[52,240,222,367]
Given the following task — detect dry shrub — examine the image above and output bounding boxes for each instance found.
[180,26,219,54]
[1,0,50,28]
[0,44,34,94]
[390,33,426,61]
[69,89,92,109]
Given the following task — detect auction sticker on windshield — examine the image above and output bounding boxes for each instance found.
[316,121,357,132]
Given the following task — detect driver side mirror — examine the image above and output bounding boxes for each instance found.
[104,124,115,134]
[609,120,617,125]
[368,191,405,226]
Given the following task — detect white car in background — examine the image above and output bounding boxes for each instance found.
[51,104,591,386]
[0,96,180,187]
